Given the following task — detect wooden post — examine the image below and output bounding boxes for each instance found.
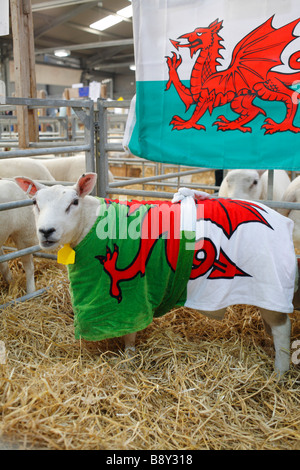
[10,0,39,148]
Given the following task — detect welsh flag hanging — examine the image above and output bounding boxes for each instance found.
[125,0,300,170]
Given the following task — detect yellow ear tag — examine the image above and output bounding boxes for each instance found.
[57,244,75,265]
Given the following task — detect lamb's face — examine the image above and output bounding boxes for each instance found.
[32,185,82,250]
[224,170,262,200]
[14,173,97,251]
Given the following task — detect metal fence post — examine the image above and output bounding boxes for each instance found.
[97,99,109,198]
[267,170,274,200]
[83,103,95,174]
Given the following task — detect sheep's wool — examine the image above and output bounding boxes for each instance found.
[68,196,296,341]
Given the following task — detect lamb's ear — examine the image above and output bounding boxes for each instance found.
[75,173,97,197]
[14,177,45,196]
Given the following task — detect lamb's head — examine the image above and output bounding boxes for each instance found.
[15,173,97,250]
[222,169,264,200]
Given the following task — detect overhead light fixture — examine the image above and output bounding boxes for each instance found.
[129,64,136,71]
[90,15,122,31]
[117,5,133,18]
[54,49,71,57]
[90,5,132,32]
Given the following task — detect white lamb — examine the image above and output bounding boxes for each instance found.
[278,175,300,250]
[0,157,54,181]
[0,180,38,294]
[15,174,300,376]
[218,169,290,201]
[38,154,114,183]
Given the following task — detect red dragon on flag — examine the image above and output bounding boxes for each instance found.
[96,198,273,302]
[165,17,300,133]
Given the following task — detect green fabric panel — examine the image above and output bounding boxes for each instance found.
[67,199,195,341]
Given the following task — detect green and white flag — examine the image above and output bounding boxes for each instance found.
[125,0,300,170]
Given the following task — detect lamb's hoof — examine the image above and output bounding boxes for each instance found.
[125,346,136,359]
[273,368,289,382]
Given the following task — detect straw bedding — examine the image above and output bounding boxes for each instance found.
[0,257,299,450]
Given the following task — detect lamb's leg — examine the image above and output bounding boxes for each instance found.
[13,234,36,294]
[123,332,137,355]
[292,258,300,309]
[0,248,13,285]
[21,253,35,294]
[260,309,291,376]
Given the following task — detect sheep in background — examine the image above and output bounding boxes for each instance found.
[218,169,290,201]
[278,175,300,250]
[0,157,55,181]
[0,180,38,294]
[37,154,114,183]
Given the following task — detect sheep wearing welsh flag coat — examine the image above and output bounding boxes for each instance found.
[15,174,299,376]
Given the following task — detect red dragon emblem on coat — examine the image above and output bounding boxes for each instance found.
[96,198,272,302]
[165,17,300,134]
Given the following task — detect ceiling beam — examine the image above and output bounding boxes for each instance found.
[87,46,133,68]
[34,1,99,38]
[32,0,98,12]
[35,38,134,55]
[67,21,123,40]
[94,60,134,70]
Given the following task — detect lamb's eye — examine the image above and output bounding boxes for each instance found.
[66,198,79,213]
[253,180,258,185]
[32,199,40,211]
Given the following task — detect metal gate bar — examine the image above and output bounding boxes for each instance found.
[0,245,41,264]
[0,96,95,308]
[0,288,50,310]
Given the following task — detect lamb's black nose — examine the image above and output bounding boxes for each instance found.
[39,227,56,239]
